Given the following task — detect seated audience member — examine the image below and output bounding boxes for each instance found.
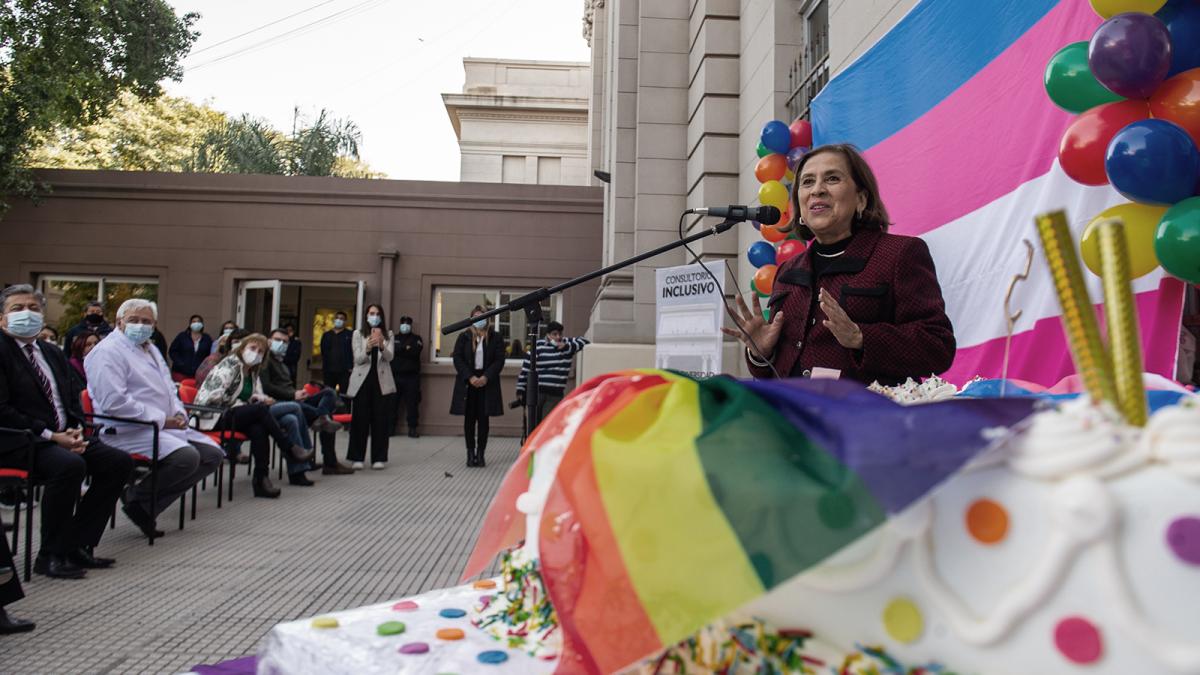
[168,315,212,382]
[0,284,133,577]
[262,328,350,476]
[195,329,249,388]
[64,301,110,347]
[85,299,223,539]
[68,332,101,389]
[211,320,237,354]
[194,334,314,498]
[38,325,58,346]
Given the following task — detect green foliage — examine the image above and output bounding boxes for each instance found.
[187,107,371,178]
[0,0,199,213]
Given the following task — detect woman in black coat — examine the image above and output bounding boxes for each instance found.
[450,306,506,468]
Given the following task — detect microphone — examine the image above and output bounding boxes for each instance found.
[688,205,781,225]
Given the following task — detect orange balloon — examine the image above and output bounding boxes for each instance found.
[761,224,787,243]
[753,264,777,295]
[755,154,788,183]
[1150,68,1200,149]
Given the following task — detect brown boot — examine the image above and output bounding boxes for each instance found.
[322,462,355,475]
[287,443,315,463]
[253,476,281,498]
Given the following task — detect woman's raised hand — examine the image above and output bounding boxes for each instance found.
[721,293,785,359]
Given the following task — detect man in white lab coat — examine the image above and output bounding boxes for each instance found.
[85,299,223,538]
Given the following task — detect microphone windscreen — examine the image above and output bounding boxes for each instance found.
[757,206,782,225]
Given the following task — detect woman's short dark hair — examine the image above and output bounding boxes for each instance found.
[190,315,204,323]
[363,303,387,333]
[784,144,891,241]
[71,332,97,359]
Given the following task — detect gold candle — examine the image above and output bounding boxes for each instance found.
[1097,218,1148,427]
[1034,210,1117,405]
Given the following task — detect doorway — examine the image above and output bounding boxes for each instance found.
[237,280,363,385]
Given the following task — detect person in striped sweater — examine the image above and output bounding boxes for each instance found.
[515,322,589,431]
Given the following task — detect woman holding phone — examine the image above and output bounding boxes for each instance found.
[346,303,395,470]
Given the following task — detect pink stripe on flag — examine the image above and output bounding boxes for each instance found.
[864,0,1102,237]
[943,277,1186,386]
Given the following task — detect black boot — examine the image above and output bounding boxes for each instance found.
[477,447,486,468]
[466,448,476,467]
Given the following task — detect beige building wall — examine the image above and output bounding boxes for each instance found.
[443,58,592,186]
[828,0,917,75]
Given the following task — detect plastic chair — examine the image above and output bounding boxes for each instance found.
[178,384,249,504]
[0,428,35,580]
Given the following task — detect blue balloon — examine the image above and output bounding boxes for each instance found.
[1105,119,1200,206]
[760,120,792,155]
[1158,0,1200,77]
[750,220,762,231]
[747,241,777,268]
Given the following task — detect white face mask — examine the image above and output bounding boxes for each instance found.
[241,349,262,366]
[367,314,381,327]
[191,322,204,332]
[5,309,44,339]
[472,319,487,330]
[123,322,154,345]
[270,339,287,356]
[399,324,411,335]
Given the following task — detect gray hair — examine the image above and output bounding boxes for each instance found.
[116,298,158,321]
[0,284,47,311]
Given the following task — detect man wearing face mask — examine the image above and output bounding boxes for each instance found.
[319,311,354,395]
[86,299,224,536]
[389,316,423,438]
[0,285,133,577]
[64,301,111,349]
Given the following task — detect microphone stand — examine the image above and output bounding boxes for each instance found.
[441,216,742,434]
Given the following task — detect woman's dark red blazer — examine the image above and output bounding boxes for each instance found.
[746,229,956,385]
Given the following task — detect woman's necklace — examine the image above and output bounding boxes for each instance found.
[816,249,847,258]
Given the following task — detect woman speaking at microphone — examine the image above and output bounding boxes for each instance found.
[723,144,956,385]
[346,304,395,470]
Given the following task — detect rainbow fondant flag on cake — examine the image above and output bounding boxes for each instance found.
[465,371,1037,674]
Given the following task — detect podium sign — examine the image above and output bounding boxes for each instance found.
[655,261,726,378]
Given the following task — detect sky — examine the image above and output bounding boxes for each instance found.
[164,0,592,181]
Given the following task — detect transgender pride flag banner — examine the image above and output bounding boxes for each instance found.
[811,0,1187,387]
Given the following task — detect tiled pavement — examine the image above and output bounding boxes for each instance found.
[0,434,518,674]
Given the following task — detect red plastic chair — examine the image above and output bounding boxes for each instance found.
[0,442,33,582]
[179,384,251,503]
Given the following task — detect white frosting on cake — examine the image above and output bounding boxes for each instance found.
[868,375,959,405]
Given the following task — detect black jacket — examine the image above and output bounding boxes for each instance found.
[0,333,85,461]
[65,318,111,349]
[320,329,354,374]
[261,353,297,402]
[168,330,213,378]
[449,330,506,417]
[391,333,423,375]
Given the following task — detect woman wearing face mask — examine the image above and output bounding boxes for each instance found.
[168,315,212,382]
[450,306,506,468]
[195,334,315,497]
[345,304,395,470]
[211,321,238,355]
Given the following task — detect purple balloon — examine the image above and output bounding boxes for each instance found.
[786,146,808,169]
[1089,12,1173,100]
[751,220,762,230]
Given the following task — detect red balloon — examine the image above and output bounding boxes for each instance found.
[1150,67,1200,149]
[753,264,778,295]
[1059,100,1150,185]
[776,239,806,265]
[754,154,788,183]
[761,224,787,243]
[789,119,813,149]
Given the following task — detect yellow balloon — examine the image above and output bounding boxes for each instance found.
[1089,0,1166,19]
[758,180,788,210]
[1080,202,1167,279]
[784,169,795,183]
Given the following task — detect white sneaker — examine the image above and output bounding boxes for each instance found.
[351,461,364,470]
[371,462,386,470]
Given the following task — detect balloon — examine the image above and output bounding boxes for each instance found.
[1088,13,1173,99]
[1091,0,1167,19]
[1105,118,1200,204]
[750,220,762,231]
[761,224,787,243]
[756,141,770,158]
[1155,196,1200,283]
[1044,42,1125,113]
[1080,202,1168,278]
[1059,100,1150,186]
[761,120,792,154]
[754,154,788,183]
[1150,67,1200,148]
[776,239,806,265]
[758,180,789,209]
[1158,0,1200,77]
[753,264,778,295]
[784,169,795,183]
[762,307,770,321]
[787,145,808,169]
[788,119,813,149]
[747,241,777,268]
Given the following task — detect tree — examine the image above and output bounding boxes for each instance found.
[0,0,199,213]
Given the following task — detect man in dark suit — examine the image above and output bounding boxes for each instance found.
[0,285,133,579]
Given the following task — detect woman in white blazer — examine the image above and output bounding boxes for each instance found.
[346,304,395,470]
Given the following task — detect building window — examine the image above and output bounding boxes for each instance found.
[537,156,562,184]
[38,275,159,336]
[431,287,562,361]
[787,0,830,122]
[502,155,526,183]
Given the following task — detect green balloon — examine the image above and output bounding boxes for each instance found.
[1044,41,1123,114]
[756,141,770,158]
[762,307,770,322]
[1155,196,1200,285]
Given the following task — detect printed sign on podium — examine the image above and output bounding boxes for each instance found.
[655,261,726,378]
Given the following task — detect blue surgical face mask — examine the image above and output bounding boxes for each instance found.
[333,319,345,329]
[472,319,487,331]
[5,310,44,339]
[367,314,381,327]
[270,338,287,356]
[124,322,154,345]
[190,322,204,332]
[399,324,411,335]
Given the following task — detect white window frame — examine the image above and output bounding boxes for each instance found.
[430,286,564,364]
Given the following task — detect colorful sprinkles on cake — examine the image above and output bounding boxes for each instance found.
[472,547,560,659]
